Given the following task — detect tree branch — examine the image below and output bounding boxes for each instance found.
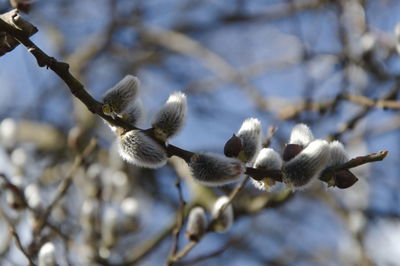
[0,11,389,191]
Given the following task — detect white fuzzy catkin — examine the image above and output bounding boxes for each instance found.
[118,130,167,168]
[327,141,349,167]
[152,92,187,140]
[212,196,233,233]
[122,100,143,127]
[38,242,56,266]
[102,75,140,116]
[186,207,207,241]
[24,183,42,209]
[236,118,262,163]
[189,152,245,186]
[254,148,283,169]
[289,123,314,147]
[282,139,330,188]
[251,148,283,191]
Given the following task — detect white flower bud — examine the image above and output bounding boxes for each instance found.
[152,92,187,141]
[282,139,330,188]
[118,130,167,168]
[289,123,314,147]
[186,207,207,241]
[395,23,400,40]
[189,152,245,186]
[328,141,348,167]
[251,148,283,191]
[102,75,140,118]
[24,183,42,209]
[254,148,283,169]
[0,118,17,148]
[212,196,233,233]
[236,118,262,163]
[38,242,56,266]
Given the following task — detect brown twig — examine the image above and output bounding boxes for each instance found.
[324,151,388,174]
[117,222,176,266]
[34,138,97,236]
[169,176,250,264]
[178,237,241,265]
[166,177,187,265]
[169,240,197,264]
[9,227,36,266]
[0,208,36,266]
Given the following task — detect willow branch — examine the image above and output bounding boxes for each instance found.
[0,12,389,189]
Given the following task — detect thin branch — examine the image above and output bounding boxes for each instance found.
[0,209,35,266]
[169,176,250,264]
[118,222,176,266]
[169,240,197,264]
[207,176,250,232]
[34,138,97,236]
[324,150,388,174]
[343,94,400,110]
[167,177,187,265]
[178,237,241,265]
[278,92,400,121]
[9,227,36,266]
[0,174,70,240]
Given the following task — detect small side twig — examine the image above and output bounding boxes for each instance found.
[9,227,35,266]
[178,237,241,265]
[169,176,250,264]
[34,138,97,235]
[167,177,187,265]
[0,208,35,266]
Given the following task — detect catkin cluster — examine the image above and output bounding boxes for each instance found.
[102,75,187,168]
[102,76,354,190]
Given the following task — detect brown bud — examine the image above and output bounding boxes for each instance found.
[334,170,358,189]
[10,0,32,13]
[224,134,242,158]
[282,144,303,161]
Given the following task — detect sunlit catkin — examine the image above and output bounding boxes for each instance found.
[251,148,283,191]
[189,152,245,186]
[289,123,314,147]
[282,139,330,188]
[212,196,233,233]
[236,118,262,163]
[118,130,167,168]
[152,91,187,141]
[328,140,348,167]
[122,100,143,127]
[102,75,140,118]
[38,242,56,266]
[186,206,207,241]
